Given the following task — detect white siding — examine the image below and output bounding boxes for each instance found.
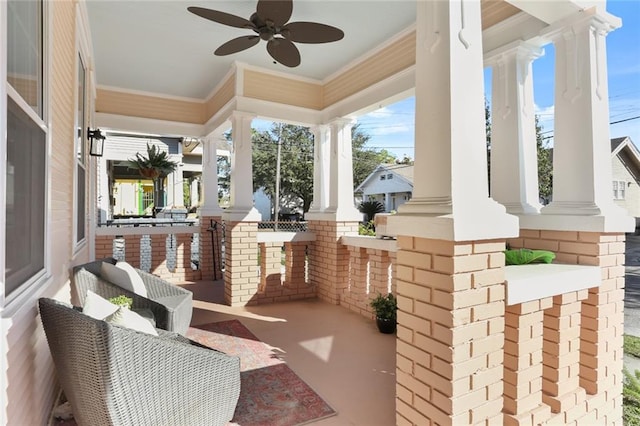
[612,153,640,217]
[2,1,91,424]
[361,169,413,196]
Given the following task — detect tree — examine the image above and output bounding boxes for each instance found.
[485,101,552,201]
[252,124,314,216]
[536,116,553,204]
[128,143,177,215]
[352,123,396,189]
[251,122,390,216]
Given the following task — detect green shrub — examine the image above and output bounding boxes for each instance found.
[358,221,376,236]
[625,335,640,358]
[370,293,397,321]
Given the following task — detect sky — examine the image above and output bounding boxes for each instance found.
[355,0,640,160]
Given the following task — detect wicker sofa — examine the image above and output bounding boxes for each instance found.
[72,258,192,334]
[39,297,241,426]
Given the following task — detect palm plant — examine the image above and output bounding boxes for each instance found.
[358,200,385,222]
[128,144,177,215]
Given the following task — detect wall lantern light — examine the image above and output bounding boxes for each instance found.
[88,128,106,157]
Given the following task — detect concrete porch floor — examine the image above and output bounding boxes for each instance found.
[180,280,397,426]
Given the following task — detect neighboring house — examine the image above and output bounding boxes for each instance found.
[611,136,640,226]
[359,137,640,222]
[100,134,232,219]
[355,164,413,212]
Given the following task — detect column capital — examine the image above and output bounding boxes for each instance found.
[310,124,330,134]
[540,6,621,41]
[230,110,257,122]
[327,117,356,130]
[484,40,544,67]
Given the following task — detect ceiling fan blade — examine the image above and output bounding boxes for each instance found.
[188,6,254,29]
[256,0,293,27]
[282,22,344,44]
[215,36,260,56]
[267,38,300,68]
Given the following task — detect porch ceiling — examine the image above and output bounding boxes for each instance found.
[86,0,523,101]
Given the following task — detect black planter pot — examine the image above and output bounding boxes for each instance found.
[376,317,396,334]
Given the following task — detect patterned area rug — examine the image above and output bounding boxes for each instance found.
[187,320,336,426]
[54,320,336,426]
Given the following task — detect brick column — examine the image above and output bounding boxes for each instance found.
[150,234,168,277]
[175,233,199,282]
[259,242,282,293]
[503,299,552,425]
[123,235,141,268]
[224,221,258,306]
[307,220,358,304]
[542,291,589,413]
[199,216,223,280]
[579,233,626,424]
[95,235,114,259]
[395,237,506,425]
[283,242,306,289]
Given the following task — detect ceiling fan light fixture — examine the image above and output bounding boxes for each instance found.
[188,0,343,67]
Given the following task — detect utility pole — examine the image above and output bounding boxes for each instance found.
[274,123,282,231]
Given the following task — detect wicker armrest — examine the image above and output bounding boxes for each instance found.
[39,298,240,426]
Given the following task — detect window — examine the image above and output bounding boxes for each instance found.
[380,175,386,180]
[75,54,87,243]
[613,180,626,200]
[387,174,393,179]
[5,0,47,299]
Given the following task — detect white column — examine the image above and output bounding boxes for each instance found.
[190,177,200,208]
[167,155,184,207]
[308,124,330,214]
[531,9,633,232]
[486,41,544,215]
[199,131,224,217]
[224,111,261,221]
[326,118,361,221]
[385,192,392,212]
[389,0,517,241]
[97,156,110,222]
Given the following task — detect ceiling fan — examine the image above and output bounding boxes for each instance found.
[188,0,344,68]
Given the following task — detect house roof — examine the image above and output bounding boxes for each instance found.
[355,163,414,193]
[611,136,640,181]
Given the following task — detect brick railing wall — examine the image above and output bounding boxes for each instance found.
[504,230,625,424]
[95,225,200,283]
[307,221,359,304]
[256,240,315,303]
[391,231,625,425]
[340,236,397,319]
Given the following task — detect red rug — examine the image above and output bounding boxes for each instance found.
[187,320,336,426]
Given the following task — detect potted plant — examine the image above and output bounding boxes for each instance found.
[370,293,397,334]
[108,295,133,309]
[127,143,177,216]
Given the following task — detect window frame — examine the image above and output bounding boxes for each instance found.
[2,0,51,309]
[74,52,88,247]
[613,180,626,200]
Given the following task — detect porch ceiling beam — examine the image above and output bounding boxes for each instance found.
[505,0,589,25]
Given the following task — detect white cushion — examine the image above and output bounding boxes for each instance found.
[83,290,119,320]
[105,306,158,336]
[101,261,148,298]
